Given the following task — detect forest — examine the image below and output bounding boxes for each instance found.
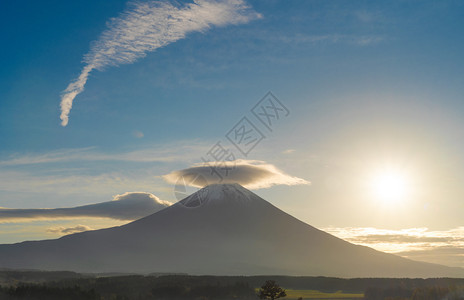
[1,270,464,299]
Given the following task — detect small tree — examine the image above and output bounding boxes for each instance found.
[257,280,286,300]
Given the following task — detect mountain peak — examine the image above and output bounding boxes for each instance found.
[178,183,257,208]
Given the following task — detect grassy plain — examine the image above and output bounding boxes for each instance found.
[284,289,364,299]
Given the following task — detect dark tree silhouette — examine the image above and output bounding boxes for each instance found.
[257,280,287,300]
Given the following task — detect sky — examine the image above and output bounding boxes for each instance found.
[1,0,464,268]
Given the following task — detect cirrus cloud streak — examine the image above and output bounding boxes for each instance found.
[60,0,260,126]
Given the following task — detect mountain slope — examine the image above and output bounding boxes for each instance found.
[0,184,462,277]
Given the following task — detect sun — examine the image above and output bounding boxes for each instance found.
[370,169,409,204]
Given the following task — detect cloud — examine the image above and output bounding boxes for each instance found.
[133,130,144,138]
[163,159,310,189]
[352,234,454,244]
[397,247,464,269]
[273,33,385,46]
[0,141,209,166]
[0,141,212,199]
[59,0,260,126]
[324,226,464,268]
[282,149,295,154]
[0,192,172,223]
[47,224,93,235]
[352,10,382,23]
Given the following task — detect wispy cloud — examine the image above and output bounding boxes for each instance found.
[0,141,210,166]
[0,192,171,223]
[163,159,310,189]
[276,33,385,46]
[324,227,464,268]
[46,224,93,235]
[132,130,144,138]
[282,149,295,154]
[0,170,159,197]
[59,0,260,126]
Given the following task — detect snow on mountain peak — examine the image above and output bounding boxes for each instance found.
[178,183,258,208]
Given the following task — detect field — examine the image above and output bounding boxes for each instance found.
[285,289,364,299]
[2,272,463,299]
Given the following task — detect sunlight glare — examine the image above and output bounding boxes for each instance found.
[371,169,410,204]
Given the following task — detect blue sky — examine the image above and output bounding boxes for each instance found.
[1,0,464,267]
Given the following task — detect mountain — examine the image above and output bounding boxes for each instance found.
[0,184,462,277]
